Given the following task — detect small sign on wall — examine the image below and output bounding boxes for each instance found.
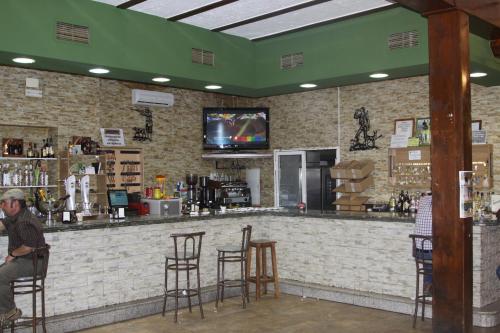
[100,128,125,146]
[459,171,473,218]
[25,77,42,98]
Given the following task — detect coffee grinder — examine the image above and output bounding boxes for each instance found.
[185,173,198,209]
[199,176,211,209]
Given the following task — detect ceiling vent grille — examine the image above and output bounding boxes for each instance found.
[56,21,89,44]
[388,30,419,50]
[192,48,215,66]
[280,52,303,70]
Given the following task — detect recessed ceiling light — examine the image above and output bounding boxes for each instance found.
[89,68,110,74]
[369,73,389,79]
[470,72,487,78]
[300,83,317,88]
[12,57,35,64]
[205,85,222,90]
[152,77,170,83]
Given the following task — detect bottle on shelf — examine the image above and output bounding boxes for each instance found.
[41,139,46,158]
[26,142,34,158]
[388,192,396,212]
[33,143,39,158]
[48,137,54,158]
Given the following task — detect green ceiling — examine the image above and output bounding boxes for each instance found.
[0,0,498,97]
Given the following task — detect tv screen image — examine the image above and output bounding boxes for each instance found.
[203,108,269,150]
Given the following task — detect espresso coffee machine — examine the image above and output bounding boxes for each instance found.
[220,182,251,207]
[186,173,198,206]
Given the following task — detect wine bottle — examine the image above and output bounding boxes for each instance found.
[41,139,46,158]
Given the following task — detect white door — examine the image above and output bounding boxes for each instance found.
[274,150,307,208]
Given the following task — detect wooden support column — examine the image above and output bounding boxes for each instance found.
[428,9,473,333]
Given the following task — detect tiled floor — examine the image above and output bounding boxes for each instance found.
[79,294,498,333]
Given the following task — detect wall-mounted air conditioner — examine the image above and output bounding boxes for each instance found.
[131,89,174,107]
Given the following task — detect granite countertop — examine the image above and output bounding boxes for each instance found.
[0,209,497,235]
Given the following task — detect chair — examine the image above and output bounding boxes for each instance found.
[9,244,51,333]
[216,225,252,309]
[162,231,205,323]
[246,239,280,301]
[409,234,432,328]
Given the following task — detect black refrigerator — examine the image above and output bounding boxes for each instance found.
[306,150,336,212]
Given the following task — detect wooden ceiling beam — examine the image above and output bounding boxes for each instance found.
[168,0,238,21]
[392,0,454,15]
[212,0,332,32]
[117,0,147,9]
[492,39,500,57]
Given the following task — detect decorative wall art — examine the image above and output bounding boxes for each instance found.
[133,107,153,142]
[349,107,382,151]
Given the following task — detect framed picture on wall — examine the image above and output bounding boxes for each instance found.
[472,120,482,131]
[394,118,415,138]
[416,117,431,145]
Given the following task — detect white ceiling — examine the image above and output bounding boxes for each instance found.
[93,0,395,40]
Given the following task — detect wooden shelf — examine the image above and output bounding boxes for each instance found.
[202,153,273,159]
[0,185,57,188]
[0,157,57,161]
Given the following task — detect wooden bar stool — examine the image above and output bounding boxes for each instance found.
[245,239,279,301]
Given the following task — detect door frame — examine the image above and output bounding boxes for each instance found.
[273,147,340,209]
[273,150,307,209]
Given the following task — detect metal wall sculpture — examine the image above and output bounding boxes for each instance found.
[133,107,153,142]
[349,107,382,151]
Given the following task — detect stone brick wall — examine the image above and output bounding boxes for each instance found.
[0,65,498,207]
[0,216,497,318]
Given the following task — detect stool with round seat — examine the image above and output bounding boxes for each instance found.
[7,244,51,333]
[162,232,205,323]
[215,225,252,309]
[245,239,279,301]
[409,234,433,328]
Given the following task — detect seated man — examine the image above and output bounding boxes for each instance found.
[0,189,46,322]
[414,193,432,295]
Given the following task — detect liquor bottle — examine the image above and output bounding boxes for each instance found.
[41,139,46,158]
[388,192,396,212]
[26,142,33,158]
[48,137,54,157]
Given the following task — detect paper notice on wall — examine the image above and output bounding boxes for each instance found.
[459,171,473,218]
[390,135,408,148]
[408,150,421,161]
[25,88,42,98]
[100,128,125,146]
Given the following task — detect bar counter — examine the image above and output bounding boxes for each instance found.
[1,210,499,331]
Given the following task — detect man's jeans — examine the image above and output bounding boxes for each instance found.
[415,249,432,285]
[0,257,35,314]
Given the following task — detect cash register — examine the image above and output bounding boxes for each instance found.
[107,189,128,219]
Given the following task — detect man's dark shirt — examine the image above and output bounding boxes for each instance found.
[1,208,45,256]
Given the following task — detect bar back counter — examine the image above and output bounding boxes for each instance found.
[1,211,499,332]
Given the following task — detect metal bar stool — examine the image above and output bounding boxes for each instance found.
[409,234,432,328]
[245,239,279,301]
[8,244,51,333]
[162,231,205,323]
[216,225,252,309]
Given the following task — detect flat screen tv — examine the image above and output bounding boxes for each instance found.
[203,107,269,150]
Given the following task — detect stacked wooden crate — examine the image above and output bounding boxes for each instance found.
[330,159,374,211]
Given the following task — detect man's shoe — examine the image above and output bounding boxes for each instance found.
[423,283,433,297]
[4,308,22,321]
